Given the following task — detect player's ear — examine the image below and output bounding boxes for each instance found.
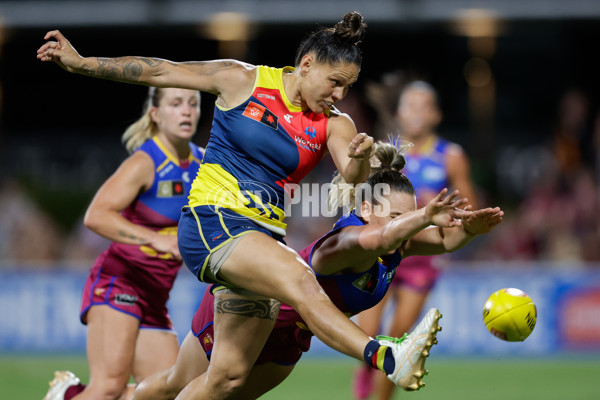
[299,54,314,75]
[360,200,373,222]
[149,106,160,124]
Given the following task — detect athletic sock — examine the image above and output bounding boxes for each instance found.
[363,339,395,375]
[64,383,86,400]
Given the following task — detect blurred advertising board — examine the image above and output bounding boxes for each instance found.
[1,263,599,355]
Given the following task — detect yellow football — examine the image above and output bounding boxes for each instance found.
[483,288,537,342]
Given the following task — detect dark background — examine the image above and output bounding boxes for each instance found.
[1,3,600,232]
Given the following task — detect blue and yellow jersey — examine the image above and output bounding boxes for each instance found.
[100,136,203,285]
[188,65,329,235]
[403,136,451,207]
[297,211,403,315]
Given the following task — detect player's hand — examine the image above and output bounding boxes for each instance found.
[460,206,504,235]
[425,188,469,228]
[36,30,83,72]
[347,132,374,159]
[149,232,182,262]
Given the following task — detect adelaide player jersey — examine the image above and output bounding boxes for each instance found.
[403,136,452,207]
[188,65,330,235]
[96,136,203,286]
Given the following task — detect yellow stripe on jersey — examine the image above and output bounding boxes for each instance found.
[188,163,287,234]
[215,65,302,113]
[152,136,183,170]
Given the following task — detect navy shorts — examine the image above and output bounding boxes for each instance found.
[178,205,284,285]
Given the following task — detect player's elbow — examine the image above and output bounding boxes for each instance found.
[83,208,102,232]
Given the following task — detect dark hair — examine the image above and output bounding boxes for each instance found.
[294,11,366,67]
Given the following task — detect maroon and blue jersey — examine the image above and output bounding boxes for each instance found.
[188,65,330,235]
[297,211,403,315]
[81,137,203,328]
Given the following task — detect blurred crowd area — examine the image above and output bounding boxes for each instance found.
[1,78,599,270]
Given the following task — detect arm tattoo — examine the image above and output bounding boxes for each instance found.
[118,230,146,244]
[215,297,280,320]
[82,57,165,82]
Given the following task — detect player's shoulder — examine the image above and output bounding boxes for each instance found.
[327,107,355,128]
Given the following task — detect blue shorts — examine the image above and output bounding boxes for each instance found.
[178,206,285,285]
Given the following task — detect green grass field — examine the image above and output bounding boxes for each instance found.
[3,355,599,399]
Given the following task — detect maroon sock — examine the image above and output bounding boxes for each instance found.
[64,383,86,400]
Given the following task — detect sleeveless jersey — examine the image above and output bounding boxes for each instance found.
[403,136,451,207]
[296,211,403,315]
[188,65,329,235]
[96,136,203,287]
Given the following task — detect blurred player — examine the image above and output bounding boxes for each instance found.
[131,141,502,399]
[354,80,480,400]
[43,87,204,400]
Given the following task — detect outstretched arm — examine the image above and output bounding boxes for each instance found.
[37,30,255,107]
[312,188,469,275]
[404,205,504,257]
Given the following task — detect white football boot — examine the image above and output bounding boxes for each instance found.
[43,370,80,400]
[377,308,442,391]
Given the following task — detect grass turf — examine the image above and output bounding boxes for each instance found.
[4,355,599,399]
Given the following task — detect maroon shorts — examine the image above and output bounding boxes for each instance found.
[80,266,174,331]
[192,288,312,366]
[391,255,443,292]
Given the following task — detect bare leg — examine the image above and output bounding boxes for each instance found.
[229,362,295,400]
[74,305,139,400]
[219,233,372,360]
[132,327,179,381]
[133,332,209,400]
[175,289,279,399]
[177,232,373,399]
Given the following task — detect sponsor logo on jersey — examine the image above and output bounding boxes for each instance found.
[242,101,278,130]
[114,293,138,306]
[257,93,276,101]
[158,180,185,197]
[284,114,293,124]
[304,126,317,139]
[353,273,378,294]
[294,136,322,151]
[203,332,214,345]
[211,231,224,241]
[158,163,174,178]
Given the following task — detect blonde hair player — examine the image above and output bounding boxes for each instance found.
[43,87,204,400]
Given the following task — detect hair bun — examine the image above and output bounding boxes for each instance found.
[334,11,366,44]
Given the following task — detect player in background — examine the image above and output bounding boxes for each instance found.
[130,140,502,399]
[43,87,204,400]
[354,81,480,400]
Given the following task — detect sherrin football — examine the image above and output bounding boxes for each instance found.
[483,288,537,342]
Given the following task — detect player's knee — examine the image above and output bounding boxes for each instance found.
[206,367,249,395]
[286,272,330,311]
